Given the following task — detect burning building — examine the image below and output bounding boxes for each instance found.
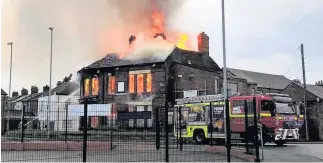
[78,31,222,129]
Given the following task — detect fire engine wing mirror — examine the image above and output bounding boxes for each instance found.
[299,103,305,115]
[270,102,276,116]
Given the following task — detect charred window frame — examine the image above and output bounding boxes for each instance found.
[129,74,135,93]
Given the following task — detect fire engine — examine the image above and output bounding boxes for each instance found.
[173,93,304,146]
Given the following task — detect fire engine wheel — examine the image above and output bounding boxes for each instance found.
[274,140,286,146]
[193,131,205,144]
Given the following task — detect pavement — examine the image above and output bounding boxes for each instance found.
[258,143,323,162]
[1,142,243,162]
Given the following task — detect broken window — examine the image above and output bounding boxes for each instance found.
[137,74,144,93]
[129,74,135,93]
[92,76,99,95]
[108,76,116,94]
[84,78,90,96]
[146,73,152,92]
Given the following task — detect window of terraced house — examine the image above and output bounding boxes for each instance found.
[146,73,152,92]
[92,76,99,95]
[108,76,116,94]
[84,78,90,96]
[137,74,144,93]
[129,74,135,93]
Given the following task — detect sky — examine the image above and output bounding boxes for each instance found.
[1,0,323,95]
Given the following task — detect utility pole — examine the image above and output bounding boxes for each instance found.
[47,27,54,139]
[301,43,309,141]
[6,42,13,132]
[221,0,228,143]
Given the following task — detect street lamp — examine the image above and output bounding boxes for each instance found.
[47,27,54,138]
[221,0,228,144]
[6,42,13,132]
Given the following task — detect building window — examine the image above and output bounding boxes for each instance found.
[146,73,152,92]
[129,74,135,93]
[62,120,72,129]
[137,106,145,112]
[137,74,144,93]
[228,82,238,94]
[92,76,99,95]
[108,76,116,94]
[215,79,218,94]
[84,78,90,96]
[117,81,125,93]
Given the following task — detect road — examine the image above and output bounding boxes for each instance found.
[259,143,323,162]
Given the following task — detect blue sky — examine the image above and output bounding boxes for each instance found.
[2,0,323,93]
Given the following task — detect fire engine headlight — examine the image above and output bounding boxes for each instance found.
[278,128,283,131]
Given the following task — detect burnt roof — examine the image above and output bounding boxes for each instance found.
[82,47,220,72]
[21,92,44,102]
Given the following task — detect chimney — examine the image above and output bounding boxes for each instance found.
[12,91,19,97]
[31,86,38,94]
[316,80,323,86]
[43,85,50,93]
[198,32,209,55]
[21,88,28,96]
[129,35,136,46]
[57,81,62,87]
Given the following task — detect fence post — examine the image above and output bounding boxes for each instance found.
[165,104,169,162]
[155,108,160,150]
[65,104,68,143]
[253,97,260,162]
[110,106,113,150]
[21,104,25,143]
[82,99,88,162]
[244,100,249,154]
[209,102,213,147]
[225,99,231,162]
[179,106,183,151]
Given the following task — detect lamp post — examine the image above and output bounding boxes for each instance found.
[47,27,54,138]
[221,0,228,143]
[6,42,13,131]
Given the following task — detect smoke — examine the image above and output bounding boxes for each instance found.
[1,0,186,92]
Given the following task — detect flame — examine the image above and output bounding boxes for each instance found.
[176,34,189,50]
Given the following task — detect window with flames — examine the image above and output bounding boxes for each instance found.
[108,72,152,94]
[83,76,99,96]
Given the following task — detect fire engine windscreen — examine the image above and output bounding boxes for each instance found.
[272,96,295,114]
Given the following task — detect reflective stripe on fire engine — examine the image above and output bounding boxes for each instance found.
[229,113,272,118]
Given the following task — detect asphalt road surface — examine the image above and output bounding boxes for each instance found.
[259,143,323,162]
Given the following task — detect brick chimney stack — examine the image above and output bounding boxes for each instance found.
[43,85,50,93]
[31,86,38,94]
[315,80,323,86]
[21,88,28,96]
[198,32,209,55]
[12,91,19,97]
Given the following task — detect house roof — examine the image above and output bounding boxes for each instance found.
[43,81,79,96]
[10,94,30,103]
[81,47,221,72]
[1,89,7,96]
[228,68,291,90]
[294,83,323,99]
[21,92,44,102]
